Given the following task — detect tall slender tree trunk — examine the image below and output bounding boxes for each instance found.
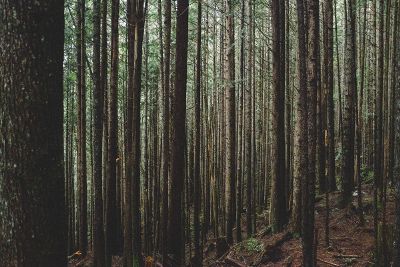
[93,0,106,265]
[101,0,109,230]
[236,0,245,242]
[341,0,357,206]
[292,0,308,234]
[325,0,335,192]
[303,0,320,265]
[375,0,384,201]
[334,0,343,160]
[0,1,66,265]
[193,0,202,264]
[167,0,189,265]
[224,0,236,245]
[162,0,172,264]
[323,0,334,245]
[106,0,119,265]
[77,0,88,255]
[393,2,400,265]
[244,0,253,237]
[132,1,145,265]
[270,0,287,233]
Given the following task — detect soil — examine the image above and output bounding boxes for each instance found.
[68,183,395,266]
[204,183,394,266]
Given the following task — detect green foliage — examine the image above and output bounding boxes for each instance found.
[242,238,264,253]
[361,167,374,184]
[293,232,301,239]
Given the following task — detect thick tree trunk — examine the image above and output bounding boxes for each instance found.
[0,1,66,265]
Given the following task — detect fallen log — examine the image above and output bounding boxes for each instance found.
[253,231,293,265]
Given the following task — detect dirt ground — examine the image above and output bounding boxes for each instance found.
[69,183,394,267]
[205,183,394,266]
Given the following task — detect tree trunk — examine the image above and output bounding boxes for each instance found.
[341,0,357,206]
[244,0,253,237]
[292,0,308,234]
[393,2,400,265]
[193,0,202,264]
[0,1,66,265]
[93,0,106,265]
[303,0,320,265]
[167,0,189,265]
[324,0,335,193]
[224,0,236,245]
[77,0,88,255]
[106,0,120,265]
[270,0,287,233]
[162,0,172,264]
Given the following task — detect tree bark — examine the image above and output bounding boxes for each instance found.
[162,0,172,264]
[76,0,88,255]
[292,0,309,234]
[106,0,119,265]
[193,0,202,264]
[0,1,66,265]
[393,2,400,265]
[303,0,320,265]
[270,0,287,233]
[167,0,189,265]
[341,0,357,206]
[93,0,106,265]
[224,0,236,245]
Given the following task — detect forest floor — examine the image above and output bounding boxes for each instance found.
[204,182,394,267]
[68,182,394,267]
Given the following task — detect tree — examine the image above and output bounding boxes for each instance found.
[0,1,66,265]
[106,0,119,264]
[323,0,335,245]
[92,0,106,265]
[292,0,309,234]
[168,0,189,264]
[270,0,287,233]
[124,0,135,265]
[193,0,203,264]
[124,0,145,266]
[224,0,236,245]
[375,0,384,202]
[236,0,245,242]
[394,1,400,265]
[245,0,254,236]
[302,0,320,265]
[161,0,172,264]
[76,0,88,255]
[341,0,357,206]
